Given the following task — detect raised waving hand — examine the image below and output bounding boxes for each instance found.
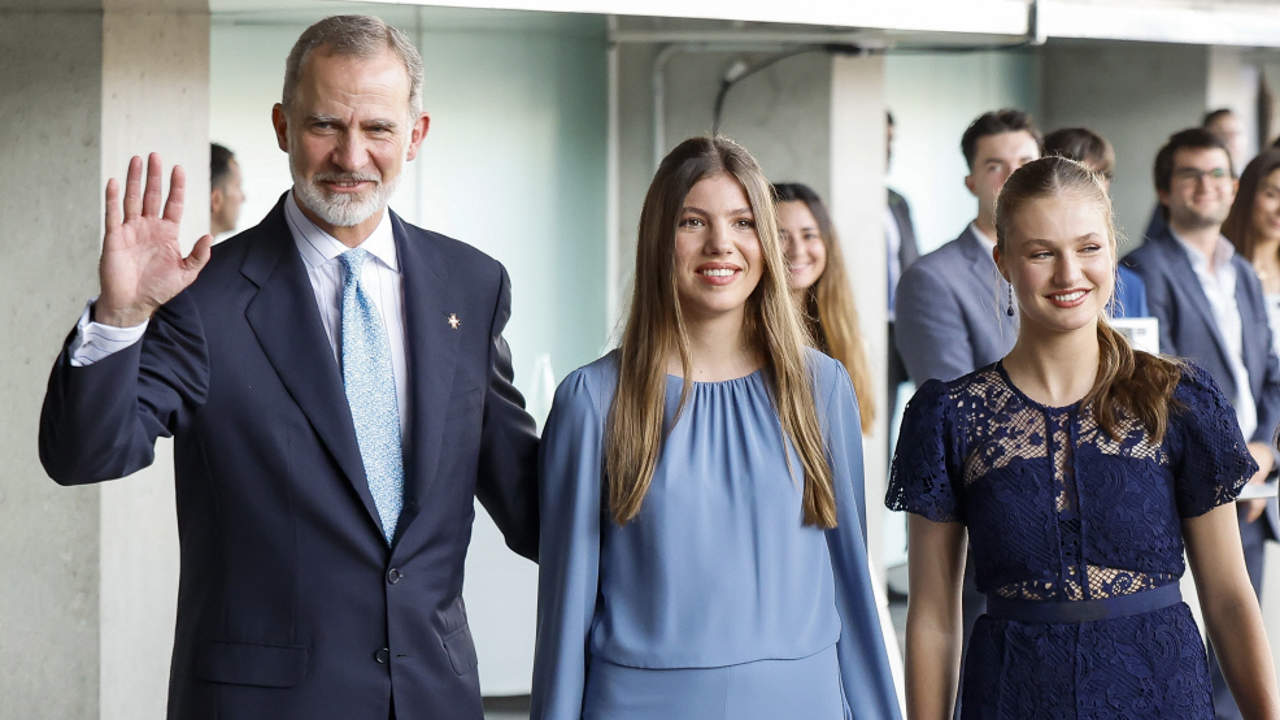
[95,153,213,327]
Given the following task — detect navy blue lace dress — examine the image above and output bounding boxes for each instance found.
[887,361,1255,719]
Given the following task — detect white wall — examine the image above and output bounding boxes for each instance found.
[885,49,1042,255]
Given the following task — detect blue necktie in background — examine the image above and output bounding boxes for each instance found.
[340,249,404,545]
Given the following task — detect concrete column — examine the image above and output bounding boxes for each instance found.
[100,8,209,717]
[829,52,889,579]
[0,9,105,719]
[1207,45,1261,163]
[1040,40,1208,251]
[0,2,208,717]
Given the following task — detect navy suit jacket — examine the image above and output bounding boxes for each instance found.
[894,225,1018,384]
[39,195,540,719]
[1124,229,1280,539]
[888,188,920,272]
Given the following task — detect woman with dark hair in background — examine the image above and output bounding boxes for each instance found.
[773,182,876,434]
[1224,148,1280,359]
[889,156,1278,718]
[1043,126,1149,318]
[531,136,899,720]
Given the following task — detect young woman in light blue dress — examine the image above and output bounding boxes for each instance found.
[530,136,900,720]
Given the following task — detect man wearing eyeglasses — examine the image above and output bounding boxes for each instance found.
[1124,127,1280,720]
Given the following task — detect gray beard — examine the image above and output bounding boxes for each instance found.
[290,157,401,229]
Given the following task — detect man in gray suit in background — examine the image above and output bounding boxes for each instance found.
[892,109,1042,713]
[894,108,1040,386]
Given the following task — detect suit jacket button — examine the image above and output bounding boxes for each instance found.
[374,648,390,664]
[387,568,402,585]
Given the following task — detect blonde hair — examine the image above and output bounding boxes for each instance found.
[995,156,1182,442]
[772,182,876,434]
[606,136,838,528]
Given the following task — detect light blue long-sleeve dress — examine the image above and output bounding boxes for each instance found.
[531,349,900,720]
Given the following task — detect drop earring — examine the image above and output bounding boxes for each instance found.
[1005,281,1015,317]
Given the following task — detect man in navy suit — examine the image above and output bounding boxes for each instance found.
[38,15,538,720]
[886,110,920,469]
[893,111,1041,697]
[1124,127,1280,720]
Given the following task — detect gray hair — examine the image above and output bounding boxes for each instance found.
[282,15,423,115]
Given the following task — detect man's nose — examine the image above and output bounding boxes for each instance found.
[332,132,368,171]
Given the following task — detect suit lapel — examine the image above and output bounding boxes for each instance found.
[241,197,384,536]
[959,227,1017,339]
[392,213,462,536]
[1158,234,1235,375]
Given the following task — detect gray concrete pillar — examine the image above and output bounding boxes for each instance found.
[829,52,889,574]
[0,2,208,717]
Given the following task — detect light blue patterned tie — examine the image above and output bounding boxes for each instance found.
[339,249,403,545]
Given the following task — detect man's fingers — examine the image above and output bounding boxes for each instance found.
[163,165,186,224]
[123,155,143,221]
[182,234,213,278]
[142,152,163,217]
[105,178,122,232]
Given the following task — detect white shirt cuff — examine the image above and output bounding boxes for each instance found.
[68,299,148,367]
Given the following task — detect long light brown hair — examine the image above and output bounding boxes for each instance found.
[995,156,1182,442]
[606,136,838,528]
[772,182,876,434]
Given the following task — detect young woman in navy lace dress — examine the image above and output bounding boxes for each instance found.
[888,156,1279,719]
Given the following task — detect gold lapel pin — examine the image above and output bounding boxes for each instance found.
[447,313,461,330]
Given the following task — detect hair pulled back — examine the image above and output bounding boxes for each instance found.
[995,156,1182,442]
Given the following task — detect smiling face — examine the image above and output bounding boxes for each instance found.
[1160,146,1236,232]
[1251,167,1280,246]
[777,200,827,295]
[998,192,1114,337]
[673,172,764,324]
[272,46,429,242]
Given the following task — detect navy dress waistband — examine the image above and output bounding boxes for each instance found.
[986,583,1182,624]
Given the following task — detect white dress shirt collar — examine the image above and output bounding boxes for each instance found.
[1170,230,1233,276]
[284,191,399,274]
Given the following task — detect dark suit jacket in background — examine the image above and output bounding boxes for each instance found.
[888,188,920,274]
[1123,229,1280,540]
[39,195,540,720]
[894,225,1018,385]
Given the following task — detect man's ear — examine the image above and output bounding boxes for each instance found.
[272,104,289,153]
[964,173,977,197]
[405,112,430,162]
[211,186,225,213]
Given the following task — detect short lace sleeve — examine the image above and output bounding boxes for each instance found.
[1169,362,1257,518]
[886,379,962,523]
